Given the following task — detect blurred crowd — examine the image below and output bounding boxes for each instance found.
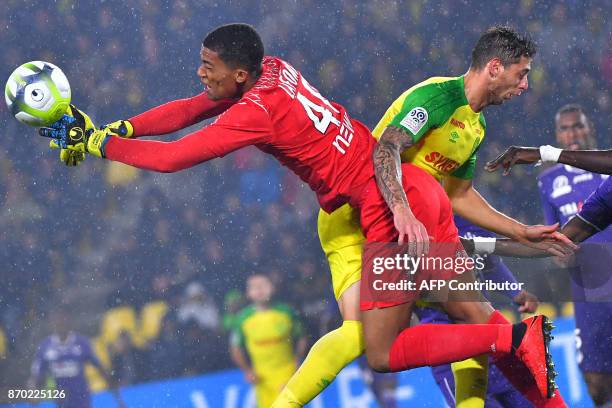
[0,0,610,392]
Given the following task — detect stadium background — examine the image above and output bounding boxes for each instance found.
[0,0,610,406]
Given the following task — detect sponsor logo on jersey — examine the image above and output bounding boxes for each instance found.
[559,201,582,217]
[400,107,428,135]
[450,118,465,129]
[424,151,460,173]
[253,335,287,346]
[573,173,593,184]
[449,131,459,143]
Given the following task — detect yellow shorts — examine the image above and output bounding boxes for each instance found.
[318,204,365,300]
[319,204,438,310]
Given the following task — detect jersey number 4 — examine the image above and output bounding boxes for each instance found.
[297,79,353,154]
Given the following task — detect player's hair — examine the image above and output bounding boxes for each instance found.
[247,272,272,283]
[471,26,536,70]
[555,103,595,133]
[202,23,264,76]
[555,103,589,122]
[555,103,596,146]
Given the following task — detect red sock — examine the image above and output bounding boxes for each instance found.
[488,310,567,407]
[388,323,512,372]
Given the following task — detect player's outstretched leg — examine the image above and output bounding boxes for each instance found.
[441,272,566,407]
[272,283,364,407]
[272,320,364,406]
[362,300,563,407]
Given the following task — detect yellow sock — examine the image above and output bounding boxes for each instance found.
[451,354,489,408]
[271,320,364,407]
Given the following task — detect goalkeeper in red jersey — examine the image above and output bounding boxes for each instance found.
[41,23,572,406]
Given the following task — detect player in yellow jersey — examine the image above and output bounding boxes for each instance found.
[230,274,307,408]
[274,26,568,407]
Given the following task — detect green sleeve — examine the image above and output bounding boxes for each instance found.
[229,326,243,347]
[389,81,465,143]
[291,310,304,339]
[451,117,484,180]
[451,151,477,180]
[275,303,304,338]
[230,306,254,347]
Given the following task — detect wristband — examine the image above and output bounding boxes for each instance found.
[473,237,496,255]
[539,145,562,163]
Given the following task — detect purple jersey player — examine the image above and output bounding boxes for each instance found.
[486,104,612,406]
[416,215,537,407]
[28,308,111,408]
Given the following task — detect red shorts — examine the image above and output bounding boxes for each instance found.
[358,163,463,311]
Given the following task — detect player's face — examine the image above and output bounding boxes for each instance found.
[555,111,593,150]
[52,312,70,338]
[198,47,246,100]
[489,56,531,105]
[246,275,274,304]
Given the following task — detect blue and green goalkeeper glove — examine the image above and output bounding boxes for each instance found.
[39,105,109,159]
[43,108,134,164]
[42,105,95,166]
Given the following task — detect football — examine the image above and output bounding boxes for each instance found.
[5,60,71,127]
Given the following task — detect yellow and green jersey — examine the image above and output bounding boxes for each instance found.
[230,303,303,375]
[372,76,486,181]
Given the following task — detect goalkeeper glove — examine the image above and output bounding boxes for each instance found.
[44,105,95,166]
[40,107,109,158]
[100,119,134,138]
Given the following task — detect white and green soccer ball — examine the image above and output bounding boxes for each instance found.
[5,61,71,127]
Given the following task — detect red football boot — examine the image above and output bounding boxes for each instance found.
[513,315,557,398]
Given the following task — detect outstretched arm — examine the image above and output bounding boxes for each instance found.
[446,176,530,240]
[493,238,564,258]
[105,104,270,172]
[461,236,571,258]
[445,176,576,256]
[485,146,612,175]
[128,92,236,137]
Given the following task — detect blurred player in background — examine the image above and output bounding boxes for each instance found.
[42,23,571,407]
[487,106,612,407]
[230,274,307,408]
[28,306,115,408]
[537,104,612,407]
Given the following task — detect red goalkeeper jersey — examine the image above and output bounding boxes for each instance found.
[105,57,376,212]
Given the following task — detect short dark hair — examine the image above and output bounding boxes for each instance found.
[471,26,536,70]
[202,23,264,75]
[555,103,591,124]
[556,103,587,118]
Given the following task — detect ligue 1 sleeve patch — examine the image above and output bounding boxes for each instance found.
[400,107,428,135]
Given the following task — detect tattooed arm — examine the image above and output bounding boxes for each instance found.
[373,126,413,211]
[373,126,430,254]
